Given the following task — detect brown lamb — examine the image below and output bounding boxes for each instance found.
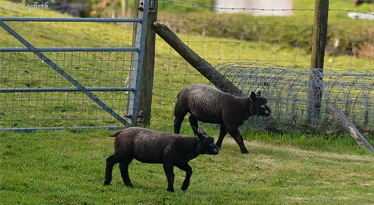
[104,126,219,192]
[174,84,271,154]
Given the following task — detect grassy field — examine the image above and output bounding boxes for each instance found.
[1,0,374,204]
[1,129,374,205]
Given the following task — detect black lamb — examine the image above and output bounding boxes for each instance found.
[104,126,219,192]
[174,84,271,154]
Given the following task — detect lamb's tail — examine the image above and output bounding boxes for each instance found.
[108,130,122,137]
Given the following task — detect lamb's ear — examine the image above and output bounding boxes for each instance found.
[197,127,205,134]
[192,126,197,133]
[192,126,199,136]
[193,126,206,139]
[192,126,205,134]
[250,91,257,102]
[255,88,261,97]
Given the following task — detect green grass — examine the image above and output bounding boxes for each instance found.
[1,1,374,204]
[1,129,374,205]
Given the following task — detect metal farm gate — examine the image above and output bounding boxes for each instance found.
[0,0,151,131]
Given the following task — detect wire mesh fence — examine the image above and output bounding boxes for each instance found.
[215,63,374,132]
[0,50,134,130]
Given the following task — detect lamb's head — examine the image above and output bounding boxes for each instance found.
[249,89,271,117]
[193,127,219,155]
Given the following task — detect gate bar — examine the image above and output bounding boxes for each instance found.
[1,126,124,132]
[0,17,141,22]
[0,87,135,93]
[0,47,139,52]
[126,0,150,125]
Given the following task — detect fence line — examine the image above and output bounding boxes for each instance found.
[216,63,374,130]
[152,13,374,133]
[160,0,374,16]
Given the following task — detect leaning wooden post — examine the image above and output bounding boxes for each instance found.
[307,0,329,123]
[331,103,374,154]
[154,22,243,96]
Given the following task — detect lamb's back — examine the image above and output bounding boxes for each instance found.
[116,127,191,163]
[180,84,235,121]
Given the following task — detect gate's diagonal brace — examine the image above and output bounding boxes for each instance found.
[0,20,130,127]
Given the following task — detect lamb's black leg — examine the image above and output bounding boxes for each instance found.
[177,163,193,191]
[216,124,228,148]
[163,163,175,192]
[227,127,249,154]
[174,117,183,134]
[119,158,134,188]
[188,115,199,135]
[104,155,117,185]
[174,106,188,134]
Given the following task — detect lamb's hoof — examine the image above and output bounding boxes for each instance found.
[167,188,175,193]
[125,183,134,188]
[104,180,110,185]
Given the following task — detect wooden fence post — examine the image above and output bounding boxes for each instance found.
[307,0,329,123]
[138,0,157,126]
[129,0,157,126]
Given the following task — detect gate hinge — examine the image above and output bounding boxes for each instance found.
[124,110,145,123]
[138,0,156,13]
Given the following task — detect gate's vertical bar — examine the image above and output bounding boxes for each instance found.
[127,0,150,126]
[306,0,329,124]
